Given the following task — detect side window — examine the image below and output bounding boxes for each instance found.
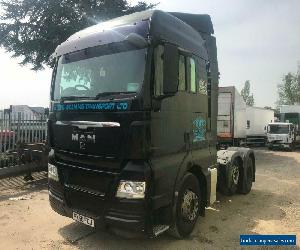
[190,58,196,93]
[198,60,208,95]
[178,55,186,91]
[154,45,164,96]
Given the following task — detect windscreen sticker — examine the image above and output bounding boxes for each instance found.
[53,102,128,112]
[193,118,206,142]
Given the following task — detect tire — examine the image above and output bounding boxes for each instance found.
[219,159,241,196]
[289,143,295,152]
[239,156,253,194]
[168,173,200,239]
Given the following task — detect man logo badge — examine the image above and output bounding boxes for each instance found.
[79,136,87,150]
[72,133,96,150]
[72,134,79,141]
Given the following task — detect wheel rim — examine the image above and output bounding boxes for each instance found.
[181,189,199,221]
[232,165,239,185]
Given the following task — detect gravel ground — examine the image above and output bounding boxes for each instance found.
[0,148,299,250]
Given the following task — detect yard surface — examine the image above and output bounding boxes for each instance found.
[0,149,299,249]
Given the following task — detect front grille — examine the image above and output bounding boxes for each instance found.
[65,184,105,197]
[65,188,106,216]
[56,149,121,171]
[58,162,118,216]
[63,167,115,195]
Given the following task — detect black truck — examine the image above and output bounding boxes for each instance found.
[48,10,255,238]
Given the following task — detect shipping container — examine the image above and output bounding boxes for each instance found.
[217,86,246,146]
[246,107,274,146]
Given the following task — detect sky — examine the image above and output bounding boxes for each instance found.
[1,0,300,109]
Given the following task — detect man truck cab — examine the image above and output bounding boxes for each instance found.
[267,122,295,150]
[48,10,255,238]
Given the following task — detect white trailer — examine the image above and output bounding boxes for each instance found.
[217,86,246,146]
[279,105,300,146]
[245,107,274,146]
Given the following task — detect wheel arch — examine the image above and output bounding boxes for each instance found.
[188,165,208,216]
[172,157,209,217]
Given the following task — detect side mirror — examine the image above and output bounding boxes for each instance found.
[163,44,178,95]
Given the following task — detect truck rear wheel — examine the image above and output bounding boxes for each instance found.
[289,143,295,152]
[168,173,200,239]
[239,156,253,194]
[219,159,241,196]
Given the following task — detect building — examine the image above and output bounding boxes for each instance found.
[5,105,46,119]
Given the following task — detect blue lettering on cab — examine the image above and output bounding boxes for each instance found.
[53,101,129,112]
[117,102,128,110]
[193,118,206,142]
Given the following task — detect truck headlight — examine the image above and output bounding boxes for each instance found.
[116,181,146,199]
[48,163,58,181]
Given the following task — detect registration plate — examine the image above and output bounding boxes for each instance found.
[73,212,95,227]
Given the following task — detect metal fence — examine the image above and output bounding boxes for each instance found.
[0,113,48,179]
[0,113,48,153]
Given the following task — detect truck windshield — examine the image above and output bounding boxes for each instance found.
[53,47,147,101]
[268,125,289,134]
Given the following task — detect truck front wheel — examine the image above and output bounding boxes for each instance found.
[168,173,201,239]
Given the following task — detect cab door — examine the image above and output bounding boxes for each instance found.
[185,55,211,168]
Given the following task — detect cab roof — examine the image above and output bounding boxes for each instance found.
[53,10,212,60]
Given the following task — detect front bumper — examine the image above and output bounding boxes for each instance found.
[267,142,291,149]
[48,188,146,232]
[48,160,156,236]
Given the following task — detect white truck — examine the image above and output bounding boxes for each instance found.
[217,86,246,147]
[267,122,297,150]
[245,107,274,146]
[269,105,300,150]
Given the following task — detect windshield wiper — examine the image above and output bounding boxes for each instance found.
[59,92,136,102]
[60,96,92,102]
[94,91,136,100]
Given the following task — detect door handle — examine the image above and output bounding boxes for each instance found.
[184,132,190,143]
[184,132,190,151]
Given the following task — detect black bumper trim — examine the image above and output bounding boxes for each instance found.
[64,184,105,197]
[105,216,140,223]
[49,190,63,203]
[49,191,147,233]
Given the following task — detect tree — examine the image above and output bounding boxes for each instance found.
[277,72,300,105]
[241,80,255,106]
[0,0,155,70]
